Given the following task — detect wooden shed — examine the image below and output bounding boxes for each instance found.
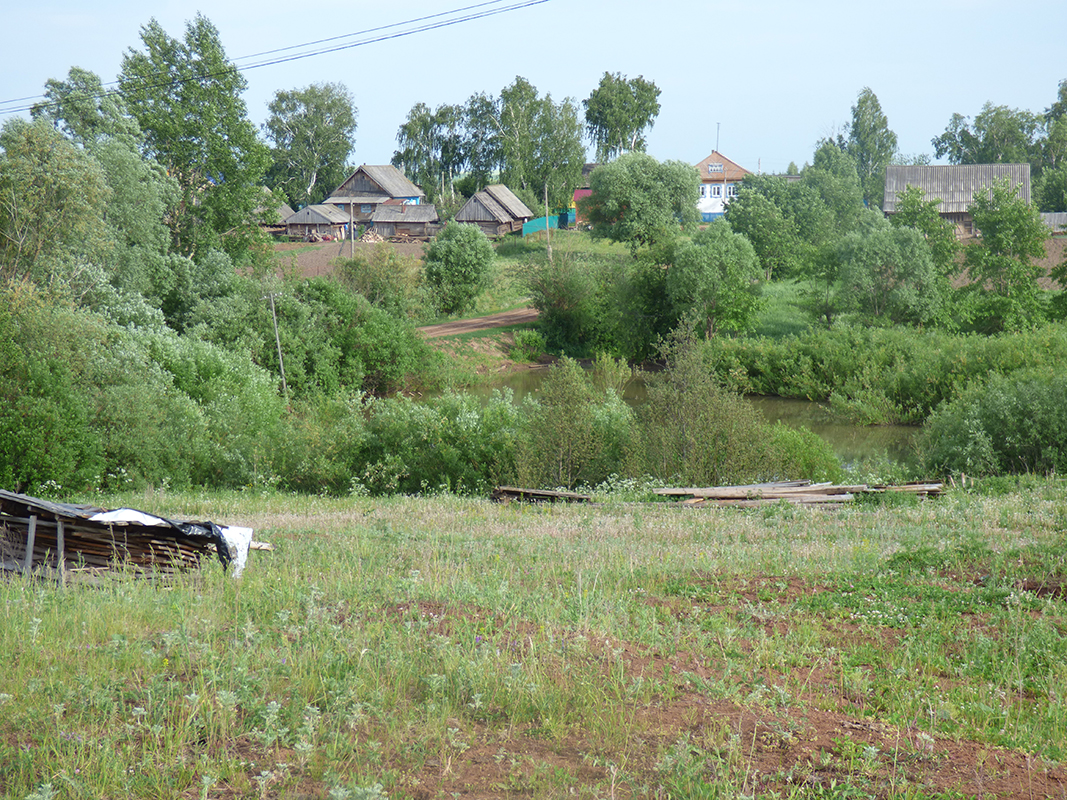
[884,164,1031,237]
[454,184,535,237]
[371,204,441,240]
[326,165,426,224]
[283,204,351,240]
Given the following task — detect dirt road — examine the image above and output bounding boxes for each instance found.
[417,307,539,339]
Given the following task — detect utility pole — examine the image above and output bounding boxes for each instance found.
[265,291,289,402]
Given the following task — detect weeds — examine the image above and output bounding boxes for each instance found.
[1,485,1065,797]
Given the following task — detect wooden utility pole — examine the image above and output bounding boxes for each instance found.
[266,292,289,401]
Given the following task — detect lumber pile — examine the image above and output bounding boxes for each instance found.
[0,489,256,582]
[655,480,943,508]
[492,486,593,504]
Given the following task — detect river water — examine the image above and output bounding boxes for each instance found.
[467,367,921,467]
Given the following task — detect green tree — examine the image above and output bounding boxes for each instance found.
[666,220,762,337]
[423,221,495,314]
[498,76,540,193]
[581,152,700,255]
[461,92,502,191]
[724,185,802,280]
[118,14,271,260]
[932,103,1043,168]
[529,94,585,212]
[264,82,357,208]
[583,72,661,162]
[32,67,178,295]
[964,178,1050,330]
[837,221,947,325]
[0,119,110,284]
[887,185,961,277]
[845,87,898,210]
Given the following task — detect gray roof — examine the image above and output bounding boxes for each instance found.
[884,164,1031,214]
[330,164,425,201]
[284,204,351,225]
[327,195,397,206]
[484,184,534,219]
[455,184,534,224]
[371,204,440,223]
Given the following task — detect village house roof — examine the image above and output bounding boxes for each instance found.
[329,164,426,202]
[456,185,534,225]
[695,151,750,183]
[284,204,351,226]
[371,204,440,223]
[883,164,1031,215]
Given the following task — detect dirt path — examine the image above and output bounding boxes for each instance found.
[417,307,539,339]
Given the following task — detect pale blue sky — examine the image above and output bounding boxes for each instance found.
[3,0,1065,176]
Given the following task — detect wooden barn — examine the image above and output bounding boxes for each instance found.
[283,203,351,240]
[326,165,426,224]
[883,164,1031,237]
[454,184,534,237]
[371,203,441,240]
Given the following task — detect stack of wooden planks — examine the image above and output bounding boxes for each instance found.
[0,489,254,582]
[655,480,944,508]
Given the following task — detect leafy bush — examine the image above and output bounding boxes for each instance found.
[639,337,782,486]
[703,322,1067,424]
[923,370,1067,477]
[515,356,639,489]
[509,328,546,362]
[357,391,520,495]
[336,242,425,319]
[525,251,609,354]
[423,221,494,315]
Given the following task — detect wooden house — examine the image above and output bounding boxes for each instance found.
[371,203,441,240]
[325,165,426,224]
[454,184,535,237]
[283,203,351,240]
[883,164,1031,237]
[694,151,751,221]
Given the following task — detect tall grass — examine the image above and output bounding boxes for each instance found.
[2,481,1065,798]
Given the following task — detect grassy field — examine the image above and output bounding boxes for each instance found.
[2,481,1067,799]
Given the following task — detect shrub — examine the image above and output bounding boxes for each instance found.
[515,356,639,489]
[357,391,520,495]
[509,328,546,362]
[336,242,424,319]
[423,221,494,315]
[923,370,1067,477]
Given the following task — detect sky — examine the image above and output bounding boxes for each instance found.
[3,0,1066,177]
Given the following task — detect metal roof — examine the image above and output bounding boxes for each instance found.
[371,204,440,223]
[284,204,351,225]
[884,164,1031,214]
[484,185,534,219]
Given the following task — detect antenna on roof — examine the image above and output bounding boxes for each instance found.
[716,122,720,154]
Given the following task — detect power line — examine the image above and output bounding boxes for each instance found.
[0,0,550,116]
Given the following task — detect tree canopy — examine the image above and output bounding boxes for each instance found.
[118,14,270,260]
[845,87,898,210]
[581,152,700,255]
[583,72,661,162]
[264,82,358,208]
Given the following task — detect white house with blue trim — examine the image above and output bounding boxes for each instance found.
[695,151,751,221]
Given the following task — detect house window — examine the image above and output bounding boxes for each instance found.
[710,185,722,198]
[699,185,706,197]
[360,204,373,214]
[726,184,738,198]
[708,163,724,174]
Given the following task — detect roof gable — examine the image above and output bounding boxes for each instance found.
[695,151,750,182]
[329,164,426,200]
[456,184,534,224]
[884,164,1031,214]
[285,204,350,225]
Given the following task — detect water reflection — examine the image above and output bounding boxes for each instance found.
[463,368,920,467]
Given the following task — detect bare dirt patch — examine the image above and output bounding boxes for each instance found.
[354,588,1067,799]
[417,307,540,339]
